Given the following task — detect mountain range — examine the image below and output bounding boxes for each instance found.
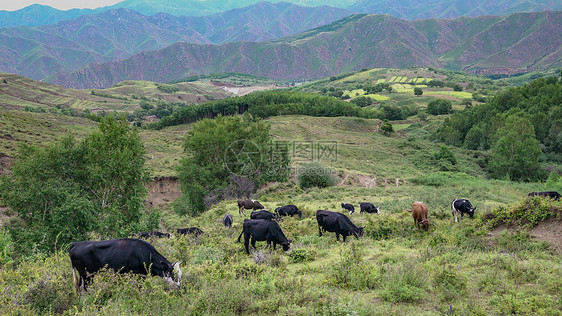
[49,11,562,89]
[349,0,562,19]
[2,0,561,28]
[0,3,352,81]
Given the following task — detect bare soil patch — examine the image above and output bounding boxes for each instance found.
[490,218,562,254]
[144,177,182,209]
[0,153,13,175]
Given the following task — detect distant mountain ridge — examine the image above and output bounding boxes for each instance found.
[2,0,562,28]
[0,1,355,28]
[0,3,353,81]
[48,11,562,89]
[350,0,562,19]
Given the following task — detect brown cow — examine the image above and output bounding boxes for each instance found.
[237,199,265,216]
[410,201,429,231]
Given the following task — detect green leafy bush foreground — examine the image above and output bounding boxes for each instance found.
[485,196,562,228]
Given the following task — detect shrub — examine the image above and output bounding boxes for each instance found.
[0,229,14,268]
[380,261,426,303]
[433,266,467,302]
[427,99,452,115]
[289,248,316,263]
[297,163,336,189]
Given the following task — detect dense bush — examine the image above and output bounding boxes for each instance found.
[427,99,452,115]
[297,163,336,189]
[0,116,155,253]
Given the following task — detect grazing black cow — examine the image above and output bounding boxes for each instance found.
[316,210,364,241]
[341,203,355,214]
[223,214,233,228]
[528,191,561,201]
[237,199,265,216]
[451,199,476,223]
[134,231,171,239]
[236,219,292,254]
[69,238,181,293]
[360,202,380,214]
[250,209,279,221]
[176,227,204,237]
[274,205,302,218]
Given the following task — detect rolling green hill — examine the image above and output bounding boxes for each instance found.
[0,72,243,113]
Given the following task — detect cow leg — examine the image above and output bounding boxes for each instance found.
[336,233,340,241]
[318,226,323,237]
[251,238,257,250]
[239,206,245,216]
[454,211,458,223]
[244,233,250,254]
[343,234,347,242]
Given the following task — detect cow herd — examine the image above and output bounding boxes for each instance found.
[69,191,560,293]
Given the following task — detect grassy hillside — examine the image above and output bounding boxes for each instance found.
[294,68,500,110]
[1,98,561,314]
[0,72,272,118]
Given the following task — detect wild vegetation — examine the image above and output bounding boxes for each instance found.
[1,67,561,314]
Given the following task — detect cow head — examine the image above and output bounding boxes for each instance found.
[163,261,182,289]
[468,206,476,218]
[421,219,430,231]
[355,227,365,238]
[282,239,292,252]
[297,209,303,218]
[375,207,380,214]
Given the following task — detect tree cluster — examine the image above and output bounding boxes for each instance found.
[0,116,154,253]
[175,114,290,216]
[434,76,562,180]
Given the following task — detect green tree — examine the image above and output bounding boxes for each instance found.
[414,87,423,96]
[177,114,289,215]
[545,171,561,191]
[0,116,151,253]
[351,96,372,107]
[427,99,452,115]
[464,126,483,150]
[488,115,542,181]
[81,116,150,235]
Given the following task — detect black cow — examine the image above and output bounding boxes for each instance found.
[250,209,279,221]
[69,238,181,293]
[316,210,364,241]
[528,191,561,201]
[236,219,292,254]
[237,199,265,216]
[223,214,233,228]
[451,199,476,223]
[360,202,380,214]
[134,231,171,239]
[341,203,355,214]
[274,205,302,218]
[177,227,204,237]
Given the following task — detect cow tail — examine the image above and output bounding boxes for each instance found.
[236,227,244,243]
[72,267,80,294]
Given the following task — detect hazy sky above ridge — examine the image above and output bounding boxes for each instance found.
[0,0,122,11]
